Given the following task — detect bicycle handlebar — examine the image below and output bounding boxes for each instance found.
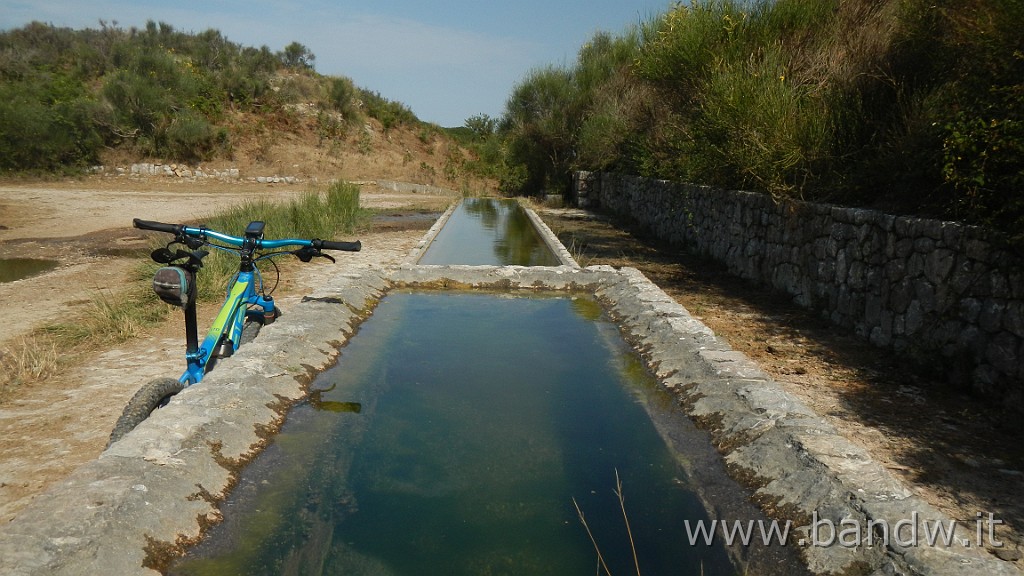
[314,239,362,252]
[134,218,183,235]
[133,218,361,252]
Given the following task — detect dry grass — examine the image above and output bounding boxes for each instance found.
[794,0,902,89]
[0,287,168,402]
[0,335,60,398]
[572,470,642,576]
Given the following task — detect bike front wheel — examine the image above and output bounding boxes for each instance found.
[239,318,261,346]
[107,378,185,447]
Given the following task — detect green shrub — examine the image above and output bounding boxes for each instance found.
[327,76,359,121]
[634,0,839,196]
[0,76,102,170]
[501,65,578,195]
[491,0,1023,241]
[0,21,435,173]
[359,89,417,132]
[162,109,228,162]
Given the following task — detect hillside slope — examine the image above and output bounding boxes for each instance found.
[92,107,494,192]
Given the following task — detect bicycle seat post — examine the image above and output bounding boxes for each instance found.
[183,288,201,382]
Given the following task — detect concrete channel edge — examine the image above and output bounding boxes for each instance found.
[0,213,1018,575]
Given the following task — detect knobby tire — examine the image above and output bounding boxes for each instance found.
[107,316,264,447]
[107,378,185,447]
[239,319,261,346]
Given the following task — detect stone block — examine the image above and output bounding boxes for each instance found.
[960,298,983,323]
[905,300,924,335]
[987,331,1020,375]
[913,277,937,312]
[965,237,990,263]
[979,299,1007,334]
[1005,301,1024,339]
[924,248,956,284]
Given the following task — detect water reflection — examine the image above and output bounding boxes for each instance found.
[418,198,560,266]
[0,258,59,283]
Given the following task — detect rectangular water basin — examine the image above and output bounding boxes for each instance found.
[417,198,562,266]
[169,291,734,575]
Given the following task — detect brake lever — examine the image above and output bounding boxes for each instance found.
[293,246,336,263]
[183,235,205,250]
[293,246,316,262]
[187,250,208,269]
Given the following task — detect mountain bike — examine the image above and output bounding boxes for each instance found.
[107,218,360,446]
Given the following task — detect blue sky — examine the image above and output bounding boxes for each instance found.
[1,1,674,127]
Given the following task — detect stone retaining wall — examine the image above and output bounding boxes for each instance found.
[89,163,300,184]
[575,171,1024,416]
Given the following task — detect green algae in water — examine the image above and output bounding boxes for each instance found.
[169,292,734,575]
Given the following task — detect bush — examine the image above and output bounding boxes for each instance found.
[634,0,838,196]
[162,109,229,162]
[919,0,1024,239]
[0,21,438,173]
[0,76,102,170]
[359,89,417,132]
[501,66,578,195]
[491,0,1023,242]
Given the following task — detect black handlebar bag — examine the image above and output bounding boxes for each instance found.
[152,266,194,308]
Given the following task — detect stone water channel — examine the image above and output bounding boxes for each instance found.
[0,199,1017,575]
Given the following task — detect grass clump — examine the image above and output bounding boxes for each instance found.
[0,336,60,398]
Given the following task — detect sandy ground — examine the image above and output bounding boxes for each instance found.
[0,179,454,523]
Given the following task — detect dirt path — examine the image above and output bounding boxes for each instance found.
[0,179,452,523]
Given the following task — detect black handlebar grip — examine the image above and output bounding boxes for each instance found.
[133,218,181,234]
[315,239,361,252]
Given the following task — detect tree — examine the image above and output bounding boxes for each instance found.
[280,41,315,70]
[464,113,497,140]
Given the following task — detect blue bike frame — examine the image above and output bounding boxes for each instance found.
[132,219,360,386]
[182,268,263,384]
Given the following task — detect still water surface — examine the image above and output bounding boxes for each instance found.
[0,258,58,283]
[169,292,734,575]
[417,198,560,266]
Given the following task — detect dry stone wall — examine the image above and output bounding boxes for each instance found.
[89,163,300,184]
[576,171,1024,416]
